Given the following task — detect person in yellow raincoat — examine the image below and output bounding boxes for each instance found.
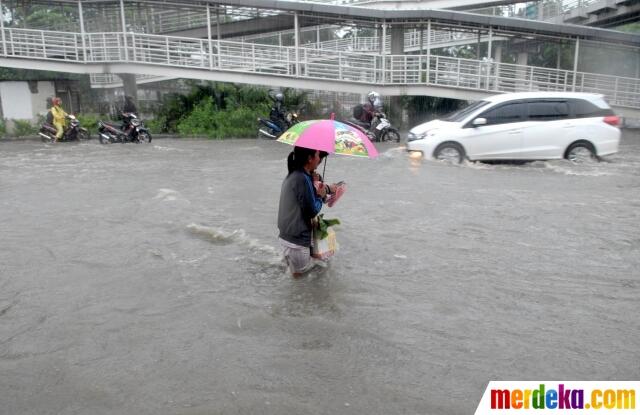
[50,97,68,142]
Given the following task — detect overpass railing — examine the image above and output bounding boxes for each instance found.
[470,0,601,21]
[2,27,638,109]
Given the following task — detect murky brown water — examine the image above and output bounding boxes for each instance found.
[1,132,639,414]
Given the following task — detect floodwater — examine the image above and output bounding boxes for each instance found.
[1,132,639,414]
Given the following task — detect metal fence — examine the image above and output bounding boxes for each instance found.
[2,27,639,109]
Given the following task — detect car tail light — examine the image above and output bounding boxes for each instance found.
[603,115,620,127]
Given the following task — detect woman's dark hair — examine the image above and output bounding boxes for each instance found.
[287,146,319,174]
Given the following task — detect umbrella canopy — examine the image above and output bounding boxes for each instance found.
[277,119,378,158]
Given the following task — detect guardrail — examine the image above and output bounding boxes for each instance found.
[2,27,639,109]
[470,0,601,21]
[238,26,488,52]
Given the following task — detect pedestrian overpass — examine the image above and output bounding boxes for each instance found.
[1,0,639,116]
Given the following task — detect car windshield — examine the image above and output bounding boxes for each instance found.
[444,100,490,122]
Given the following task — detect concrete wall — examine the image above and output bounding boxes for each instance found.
[31,81,56,119]
[0,80,55,122]
[0,82,33,120]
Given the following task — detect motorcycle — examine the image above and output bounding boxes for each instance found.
[39,114,90,143]
[122,112,152,143]
[97,120,127,144]
[345,112,400,143]
[370,113,401,143]
[98,113,152,144]
[258,112,298,139]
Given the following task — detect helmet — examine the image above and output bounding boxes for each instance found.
[275,92,284,102]
[367,91,379,103]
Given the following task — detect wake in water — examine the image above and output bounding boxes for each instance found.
[186,223,284,268]
[186,223,335,280]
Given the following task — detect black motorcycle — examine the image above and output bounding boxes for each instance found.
[98,113,152,144]
[97,120,126,144]
[39,114,90,142]
[258,111,298,139]
[371,112,401,143]
[122,112,152,143]
[345,113,400,143]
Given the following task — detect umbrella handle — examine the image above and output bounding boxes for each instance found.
[322,155,327,180]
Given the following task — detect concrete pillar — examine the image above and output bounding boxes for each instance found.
[294,12,300,76]
[494,45,502,62]
[119,0,127,59]
[493,45,502,90]
[389,25,404,127]
[78,1,86,62]
[390,25,403,54]
[517,52,528,66]
[117,74,138,107]
[206,4,212,69]
[0,0,6,56]
[517,52,528,92]
[216,8,221,68]
[572,38,580,91]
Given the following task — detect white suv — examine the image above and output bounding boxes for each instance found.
[406,92,620,163]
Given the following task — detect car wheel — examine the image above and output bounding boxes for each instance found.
[566,141,597,163]
[433,142,465,164]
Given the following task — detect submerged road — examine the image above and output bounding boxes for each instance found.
[1,132,639,414]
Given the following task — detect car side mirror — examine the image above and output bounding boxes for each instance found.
[472,118,487,127]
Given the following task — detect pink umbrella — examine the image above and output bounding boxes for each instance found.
[277,119,378,158]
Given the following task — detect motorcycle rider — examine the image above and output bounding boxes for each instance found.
[357,91,384,138]
[269,92,288,134]
[121,95,138,137]
[49,97,68,143]
[359,92,383,126]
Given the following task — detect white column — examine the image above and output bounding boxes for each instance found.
[120,0,128,59]
[572,37,580,91]
[426,20,431,84]
[494,45,502,90]
[0,0,6,56]
[78,0,86,62]
[486,27,493,89]
[294,12,300,76]
[206,4,213,69]
[216,7,221,68]
[381,22,387,83]
[487,26,492,60]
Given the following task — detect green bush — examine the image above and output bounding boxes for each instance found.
[0,119,6,137]
[145,116,166,135]
[209,104,270,139]
[12,119,37,137]
[176,96,216,137]
[176,96,270,139]
[76,113,101,132]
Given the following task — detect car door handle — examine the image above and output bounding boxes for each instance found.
[508,130,522,134]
